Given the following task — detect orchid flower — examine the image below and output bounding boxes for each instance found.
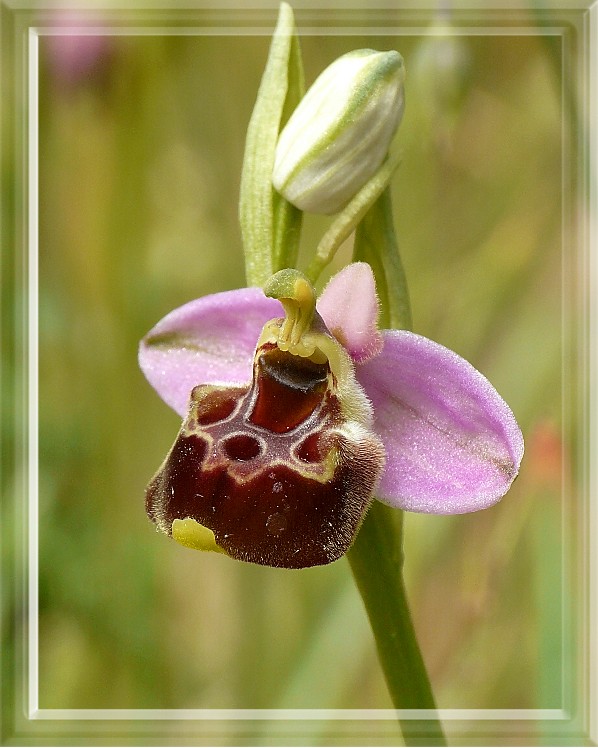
[139,262,523,569]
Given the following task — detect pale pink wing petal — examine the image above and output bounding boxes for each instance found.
[317,262,383,363]
[358,330,524,514]
[139,288,282,417]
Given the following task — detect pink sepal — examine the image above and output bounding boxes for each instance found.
[139,288,282,417]
[357,330,524,514]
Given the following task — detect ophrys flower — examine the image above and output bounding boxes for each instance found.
[140,263,523,568]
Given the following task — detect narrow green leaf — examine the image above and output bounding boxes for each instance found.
[272,28,305,272]
[239,2,301,286]
[353,186,412,330]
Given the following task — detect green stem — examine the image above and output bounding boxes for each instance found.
[348,189,447,745]
[353,187,411,330]
[306,153,401,284]
[348,507,446,745]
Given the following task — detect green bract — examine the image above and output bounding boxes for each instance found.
[272,49,405,215]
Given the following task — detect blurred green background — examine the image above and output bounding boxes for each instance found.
[5,3,579,744]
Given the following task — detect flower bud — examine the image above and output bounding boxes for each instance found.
[272,49,405,215]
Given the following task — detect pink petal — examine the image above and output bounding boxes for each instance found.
[358,330,524,514]
[139,288,282,417]
[317,262,383,363]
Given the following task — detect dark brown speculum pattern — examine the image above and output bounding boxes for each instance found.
[146,341,382,568]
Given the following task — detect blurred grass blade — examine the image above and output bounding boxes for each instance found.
[239,2,302,286]
[353,187,412,330]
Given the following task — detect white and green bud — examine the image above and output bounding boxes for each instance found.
[272,49,405,215]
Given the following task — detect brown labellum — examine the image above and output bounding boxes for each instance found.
[146,339,384,568]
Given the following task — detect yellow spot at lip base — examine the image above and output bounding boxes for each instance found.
[171,518,227,554]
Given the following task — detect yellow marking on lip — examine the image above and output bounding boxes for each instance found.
[172,518,227,554]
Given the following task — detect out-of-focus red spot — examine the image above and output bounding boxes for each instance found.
[525,419,564,488]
